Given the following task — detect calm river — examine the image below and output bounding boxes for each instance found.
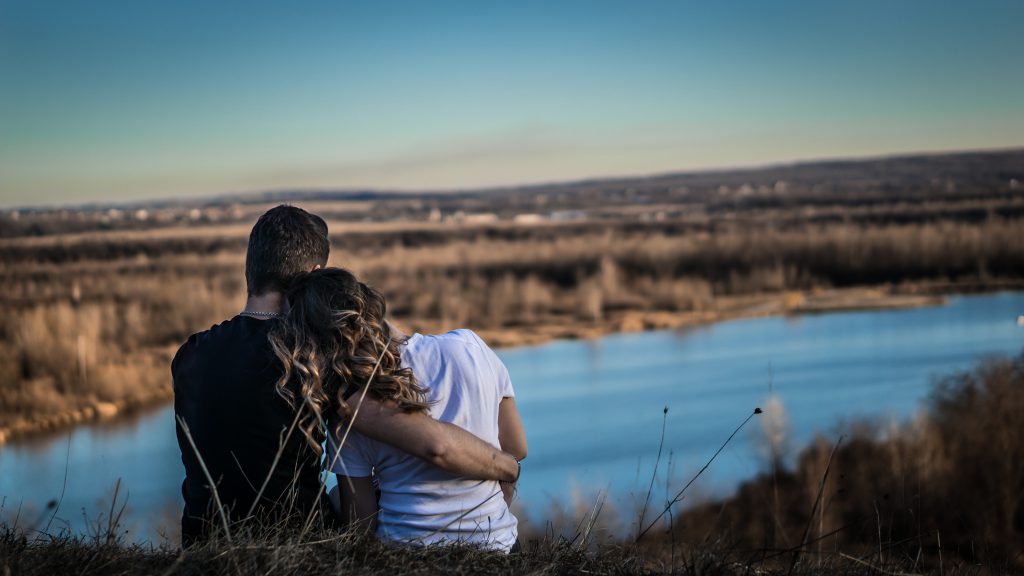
[2,292,1022,544]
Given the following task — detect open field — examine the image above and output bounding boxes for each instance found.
[1,149,1023,441]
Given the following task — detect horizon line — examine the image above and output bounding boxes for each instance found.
[6,144,1022,213]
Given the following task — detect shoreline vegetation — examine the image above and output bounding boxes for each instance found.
[1,282,1008,444]
[2,149,1024,443]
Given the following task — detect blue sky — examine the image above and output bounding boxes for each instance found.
[1,1,1022,207]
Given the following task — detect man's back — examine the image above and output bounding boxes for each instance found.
[172,315,324,545]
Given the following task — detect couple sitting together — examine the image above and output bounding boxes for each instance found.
[172,205,526,552]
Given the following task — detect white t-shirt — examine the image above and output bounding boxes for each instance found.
[328,329,518,551]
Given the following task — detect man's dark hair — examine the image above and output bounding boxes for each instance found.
[245,205,329,296]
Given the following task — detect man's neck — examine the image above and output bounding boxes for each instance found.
[243,292,284,318]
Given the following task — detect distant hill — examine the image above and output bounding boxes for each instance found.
[3,148,1022,238]
[223,147,1024,205]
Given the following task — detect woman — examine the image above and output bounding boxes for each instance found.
[268,267,527,552]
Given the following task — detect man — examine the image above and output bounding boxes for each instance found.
[172,205,519,546]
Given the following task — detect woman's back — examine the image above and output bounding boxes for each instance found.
[330,329,518,551]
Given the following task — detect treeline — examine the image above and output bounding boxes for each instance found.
[5,217,1023,300]
[357,218,1023,329]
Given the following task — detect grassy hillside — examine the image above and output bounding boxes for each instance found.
[3,354,1022,574]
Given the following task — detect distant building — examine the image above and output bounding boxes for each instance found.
[445,211,498,225]
[463,212,498,224]
[549,210,586,222]
[513,213,545,224]
[444,210,465,224]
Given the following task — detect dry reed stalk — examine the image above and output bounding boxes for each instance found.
[637,406,668,540]
[175,415,233,544]
[243,405,304,520]
[636,407,762,542]
[788,435,843,576]
[42,435,71,537]
[577,489,608,551]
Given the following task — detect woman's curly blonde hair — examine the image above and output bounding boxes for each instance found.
[268,267,429,454]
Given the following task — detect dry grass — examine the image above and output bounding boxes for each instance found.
[0,508,1000,575]
[0,273,240,435]
[0,527,712,576]
[10,528,1000,576]
[1,212,1023,438]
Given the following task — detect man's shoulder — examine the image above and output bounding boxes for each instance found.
[171,315,247,375]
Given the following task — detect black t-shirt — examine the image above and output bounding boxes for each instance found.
[172,315,327,546]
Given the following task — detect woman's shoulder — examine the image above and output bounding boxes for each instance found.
[444,328,487,346]
[407,329,487,351]
[405,329,501,373]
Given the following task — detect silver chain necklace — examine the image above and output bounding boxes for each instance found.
[239,310,282,319]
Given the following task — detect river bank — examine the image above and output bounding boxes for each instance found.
[3,280,1021,445]
[473,283,957,348]
[0,388,173,446]
[6,278,1024,444]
